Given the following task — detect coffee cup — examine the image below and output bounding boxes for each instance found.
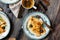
[20,0,37,9]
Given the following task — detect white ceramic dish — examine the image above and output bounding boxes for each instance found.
[23,12,51,40]
[0,0,19,4]
[0,11,10,39]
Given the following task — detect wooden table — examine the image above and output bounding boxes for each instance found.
[0,0,60,40]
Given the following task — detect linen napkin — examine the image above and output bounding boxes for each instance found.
[9,1,22,18]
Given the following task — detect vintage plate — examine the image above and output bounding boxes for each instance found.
[0,11,10,39]
[0,0,19,4]
[23,12,51,40]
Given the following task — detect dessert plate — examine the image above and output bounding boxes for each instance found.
[0,11,10,39]
[23,12,51,40]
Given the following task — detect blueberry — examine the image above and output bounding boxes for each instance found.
[40,30,43,33]
[29,24,33,28]
[2,27,5,29]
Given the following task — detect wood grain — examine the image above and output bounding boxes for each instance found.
[0,0,60,40]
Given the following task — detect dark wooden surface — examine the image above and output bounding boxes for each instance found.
[0,0,60,40]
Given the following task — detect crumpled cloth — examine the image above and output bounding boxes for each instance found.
[9,1,22,17]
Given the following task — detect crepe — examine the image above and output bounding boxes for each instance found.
[27,16,46,37]
[0,17,6,34]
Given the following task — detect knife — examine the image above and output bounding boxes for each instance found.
[18,5,25,18]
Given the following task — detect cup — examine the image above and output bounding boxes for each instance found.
[21,0,37,9]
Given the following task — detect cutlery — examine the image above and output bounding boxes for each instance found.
[18,5,25,18]
[35,15,53,31]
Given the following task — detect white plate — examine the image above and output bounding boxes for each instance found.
[23,12,51,40]
[0,0,19,4]
[0,11,10,39]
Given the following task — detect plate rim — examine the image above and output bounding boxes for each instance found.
[0,0,20,4]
